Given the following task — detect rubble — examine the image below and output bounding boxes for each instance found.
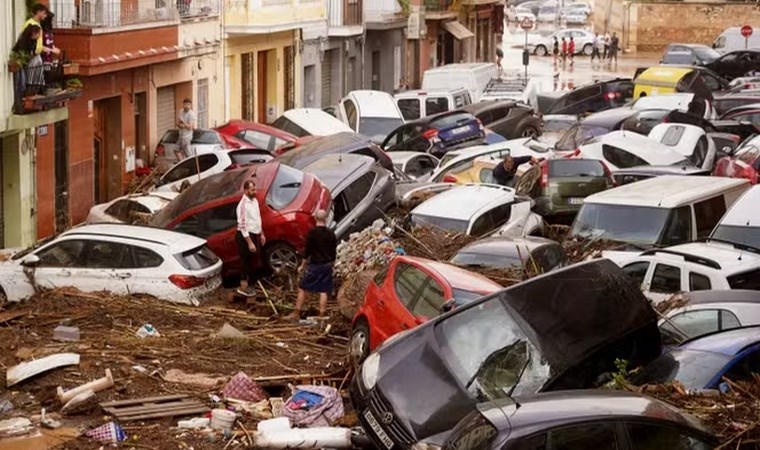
[52,325,80,342]
[6,353,80,387]
[334,219,403,280]
[56,369,114,404]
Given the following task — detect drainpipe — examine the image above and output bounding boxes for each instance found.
[360,30,366,89]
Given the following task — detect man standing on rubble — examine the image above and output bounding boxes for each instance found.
[286,210,337,321]
[236,180,265,298]
[493,155,542,187]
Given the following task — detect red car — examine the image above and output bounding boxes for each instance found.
[151,161,331,276]
[350,256,502,363]
[215,120,299,153]
[713,136,760,184]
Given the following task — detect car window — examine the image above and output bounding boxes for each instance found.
[393,263,429,308]
[688,272,711,291]
[701,73,722,91]
[175,244,219,270]
[174,203,238,238]
[132,246,164,268]
[344,99,358,130]
[662,310,719,339]
[479,167,495,183]
[271,116,309,137]
[622,261,650,288]
[650,263,682,294]
[601,144,649,169]
[476,110,494,125]
[398,99,421,121]
[35,240,86,267]
[83,241,132,269]
[732,112,760,125]
[412,279,446,318]
[728,268,760,290]
[427,97,449,116]
[488,203,512,230]
[694,196,726,239]
[660,126,685,146]
[240,130,274,150]
[229,151,272,166]
[624,423,713,450]
[447,411,498,450]
[345,172,375,209]
[534,244,565,272]
[723,347,760,383]
[661,206,692,246]
[104,200,152,223]
[453,94,468,109]
[162,154,219,183]
[470,213,493,237]
[511,422,619,450]
[266,164,304,210]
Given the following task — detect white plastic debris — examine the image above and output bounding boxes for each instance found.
[178,417,210,429]
[135,324,160,338]
[254,418,352,449]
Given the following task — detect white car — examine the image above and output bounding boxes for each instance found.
[86,192,180,224]
[0,224,223,306]
[711,185,760,248]
[631,93,717,120]
[408,184,543,238]
[154,129,228,171]
[527,29,596,56]
[271,108,353,137]
[536,3,557,22]
[507,5,536,22]
[620,241,760,304]
[388,151,440,181]
[155,149,272,193]
[337,90,406,144]
[647,123,717,171]
[574,130,688,171]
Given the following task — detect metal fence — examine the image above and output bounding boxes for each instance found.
[50,0,179,29]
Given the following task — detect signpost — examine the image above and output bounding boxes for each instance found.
[520,17,533,80]
[741,25,753,49]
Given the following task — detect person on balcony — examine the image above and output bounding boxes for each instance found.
[41,12,62,88]
[12,25,43,112]
[23,4,59,57]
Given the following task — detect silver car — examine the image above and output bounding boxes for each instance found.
[527,28,596,56]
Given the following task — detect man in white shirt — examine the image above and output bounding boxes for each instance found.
[177,98,196,160]
[235,180,266,297]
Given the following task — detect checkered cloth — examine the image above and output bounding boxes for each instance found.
[222,372,267,402]
[86,422,127,443]
[282,385,344,428]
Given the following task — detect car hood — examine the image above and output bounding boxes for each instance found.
[582,107,637,128]
[0,247,25,262]
[601,250,643,266]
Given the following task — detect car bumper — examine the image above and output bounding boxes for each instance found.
[350,374,416,450]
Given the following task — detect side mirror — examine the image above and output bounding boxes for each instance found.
[722,145,734,156]
[440,298,457,313]
[21,254,40,267]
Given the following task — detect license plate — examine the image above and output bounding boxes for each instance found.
[363,410,394,450]
[451,125,471,135]
[568,197,584,205]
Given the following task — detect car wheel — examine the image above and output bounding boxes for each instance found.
[535,45,548,56]
[266,242,299,273]
[583,43,593,56]
[521,125,539,138]
[350,319,371,366]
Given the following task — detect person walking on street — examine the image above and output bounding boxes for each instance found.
[560,37,567,65]
[176,98,196,160]
[609,32,619,66]
[591,33,602,63]
[235,180,265,298]
[493,155,542,187]
[287,210,338,320]
[552,37,559,66]
[603,32,611,59]
[495,45,504,78]
[568,37,575,65]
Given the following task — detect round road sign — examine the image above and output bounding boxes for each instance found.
[520,17,533,30]
[741,25,753,38]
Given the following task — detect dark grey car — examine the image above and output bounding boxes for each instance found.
[450,236,566,273]
[302,154,396,241]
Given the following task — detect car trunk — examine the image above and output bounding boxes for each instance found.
[549,175,609,207]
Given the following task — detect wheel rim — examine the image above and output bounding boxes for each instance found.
[350,329,368,361]
[584,45,592,55]
[269,246,298,272]
[537,46,547,56]
[522,127,537,137]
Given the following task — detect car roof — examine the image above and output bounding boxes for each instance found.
[666,43,713,50]
[345,90,400,118]
[482,390,709,436]
[395,88,469,98]
[217,120,296,140]
[635,66,695,83]
[462,100,518,113]
[276,132,372,167]
[612,164,708,177]
[61,224,205,253]
[129,193,179,212]
[281,109,353,134]
[589,131,686,163]
[411,184,516,220]
[388,151,435,164]
[583,175,748,208]
[683,289,760,305]
[654,241,760,273]
[718,186,760,227]
[724,103,760,115]
[302,153,374,191]
[455,236,559,259]
[400,256,502,292]
[679,326,760,355]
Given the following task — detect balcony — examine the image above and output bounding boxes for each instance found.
[179,0,223,57]
[364,0,405,28]
[7,59,81,128]
[328,0,364,35]
[51,0,180,31]
[224,0,326,35]
[424,0,456,19]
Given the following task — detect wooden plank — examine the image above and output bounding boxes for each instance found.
[0,310,29,325]
[104,400,202,416]
[117,406,210,422]
[100,394,187,408]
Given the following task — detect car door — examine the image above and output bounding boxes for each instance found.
[334,172,376,239]
[397,98,422,121]
[621,261,651,291]
[409,276,448,322]
[660,308,741,343]
[508,421,621,450]
[622,422,715,449]
[158,154,221,192]
[29,239,88,292]
[375,262,429,341]
[646,262,683,304]
[122,244,169,296]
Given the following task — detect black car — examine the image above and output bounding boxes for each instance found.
[443,391,717,450]
[275,131,393,172]
[450,236,566,272]
[661,43,721,66]
[720,102,760,127]
[349,259,662,450]
[461,101,542,139]
[705,50,760,80]
[538,78,634,115]
[381,110,486,158]
[713,93,760,116]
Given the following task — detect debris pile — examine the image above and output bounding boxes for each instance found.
[334,219,404,280]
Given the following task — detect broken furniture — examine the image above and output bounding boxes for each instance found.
[100,395,209,421]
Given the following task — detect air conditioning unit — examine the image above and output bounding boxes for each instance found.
[80,0,122,27]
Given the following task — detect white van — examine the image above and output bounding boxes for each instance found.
[569,176,751,265]
[713,27,760,54]
[421,63,498,103]
[271,108,353,137]
[393,88,472,121]
[711,185,760,248]
[337,90,405,144]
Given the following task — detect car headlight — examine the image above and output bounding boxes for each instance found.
[361,353,381,390]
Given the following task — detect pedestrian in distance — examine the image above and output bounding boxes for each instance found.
[287,210,338,321]
[235,180,266,298]
[568,37,575,65]
[493,155,543,187]
[176,98,196,160]
[608,32,620,66]
[495,45,504,78]
[552,37,559,66]
[591,33,602,63]
[560,37,567,65]
[603,32,611,59]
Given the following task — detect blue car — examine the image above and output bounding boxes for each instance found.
[634,326,760,392]
[381,110,486,158]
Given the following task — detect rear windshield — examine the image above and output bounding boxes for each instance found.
[410,214,469,233]
[175,245,220,270]
[633,349,730,390]
[271,116,309,137]
[432,112,476,129]
[555,124,610,152]
[570,203,673,246]
[692,46,720,62]
[711,225,760,251]
[266,164,304,210]
[358,117,404,143]
[549,159,606,177]
[451,252,523,269]
[161,130,222,145]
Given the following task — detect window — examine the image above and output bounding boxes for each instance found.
[344,172,375,209]
[133,246,164,268]
[174,203,238,238]
[650,263,682,294]
[549,423,618,450]
[532,244,566,272]
[661,310,719,338]
[728,268,760,290]
[660,125,686,146]
[694,196,726,239]
[240,130,275,151]
[266,164,304,210]
[197,79,209,129]
[470,214,492,237]
[688,272,711,291]
[721,310,741,329]
[104,200,152,223]
[622,262,650,288]
[412,280,446,317]
[344,100,358,130]
[393,263,429,308]
[453,93,469,109]
[398,99,421,121]
[479,168,495,184]
[162,154,219,184]
[723,348,760,383]
[271,116,309,137]
[426,97,449,116]
[476,110,494,125]
[36,240,86,267]
[624,423,713,450]
[700,73,723,91]
[661,206,692,246]
[601,144,648,169]
[83,241,132,269]
[447,412,498,450]
[175,245,220,270]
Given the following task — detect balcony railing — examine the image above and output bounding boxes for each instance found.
[10,59,82,115]
[364,0,402,23]
[179,0,222,19]
[51,0,179,29]
[424,0,452,12]
[328,0,363,27]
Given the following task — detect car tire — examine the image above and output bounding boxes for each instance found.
[520,125,539,138]
[535,45,548,56]
[583,43,593,56]
[350,319,371,366]
[265,242,299,274]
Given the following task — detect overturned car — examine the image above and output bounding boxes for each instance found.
[349,259,661,450]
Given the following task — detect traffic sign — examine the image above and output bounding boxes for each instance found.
[520,17,534,30]
[741,25,753,38]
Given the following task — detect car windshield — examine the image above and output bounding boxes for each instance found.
[712,225,760,250]
[432,112,476,129]
[451,252,524,269]
[359,117,404,143]
[633,349,731,390]
[555,124,610,152]
[570,203,671,246]
[549,159,606,177]
[266,164,304,210]
[436,300,550,402]
[693,46,720,62]
[451,288,488,306]
[410,213,470,233]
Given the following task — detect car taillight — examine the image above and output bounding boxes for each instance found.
[169,275,206,289]
[422,129,439,140]
[604,92,620,101]
[564,148,581,158]
[155,144,165,157]
[745,167,759,185]
[540,163,549,188]
[225,163,241,171]
[600,161,616,185]
[476,118,485,131]
[442,174,457,183]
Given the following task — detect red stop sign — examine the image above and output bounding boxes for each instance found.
[741,25,753,38]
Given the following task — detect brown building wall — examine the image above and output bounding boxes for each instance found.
[36,128,55,239]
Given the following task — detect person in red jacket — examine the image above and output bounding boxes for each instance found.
[560,37,567,64]
[568,37,576,65]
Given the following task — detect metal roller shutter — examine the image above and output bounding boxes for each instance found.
[156,86,176,141]
[321,50,332,108]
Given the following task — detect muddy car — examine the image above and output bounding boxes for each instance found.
[349,259,661,450]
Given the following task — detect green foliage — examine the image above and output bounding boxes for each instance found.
[605,358,636,390]
[397,0,411,17]
[8,50,31,67]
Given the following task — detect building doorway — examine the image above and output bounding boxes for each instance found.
[54,121,69,233]
[437,30,455,65]
[134,92,147,165]
[371,50,380,90]
[241,52,255,121]
[93,97,122,203]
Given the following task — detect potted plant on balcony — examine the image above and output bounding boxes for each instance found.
[7,50,30,73]
[65,78,83,90]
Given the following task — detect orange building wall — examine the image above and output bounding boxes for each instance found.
[36,127,56,239]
